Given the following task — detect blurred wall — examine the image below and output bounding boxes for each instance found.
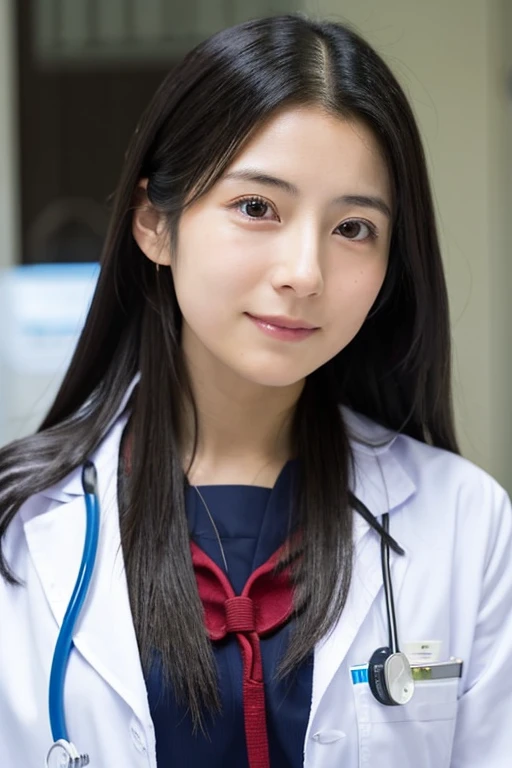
[0,0,19,270]
[491,0,512,495]
[306,0,511,489]
[1,0,510,489]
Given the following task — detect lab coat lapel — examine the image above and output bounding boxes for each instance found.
[20,386,416,742]
[307,434,416,737]
[22,414,151,728]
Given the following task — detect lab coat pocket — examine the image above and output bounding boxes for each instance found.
[352,678,459,768]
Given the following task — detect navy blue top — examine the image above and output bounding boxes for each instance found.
[146,461,314,767]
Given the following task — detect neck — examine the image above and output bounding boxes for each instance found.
[181,350,304,486]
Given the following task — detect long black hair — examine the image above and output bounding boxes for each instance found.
[0,14,458,725]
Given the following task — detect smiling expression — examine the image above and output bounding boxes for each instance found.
[168,105,393,389]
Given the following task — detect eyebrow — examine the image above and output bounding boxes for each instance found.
[222,169,393,220]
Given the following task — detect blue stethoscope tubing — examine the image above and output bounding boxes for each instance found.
[46,460,408,764]
[48,461,100,746]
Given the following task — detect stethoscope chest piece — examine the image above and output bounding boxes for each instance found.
[46,738,90,767]
[368,647,415,706]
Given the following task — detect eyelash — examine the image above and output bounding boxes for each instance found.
[229,195,379,241]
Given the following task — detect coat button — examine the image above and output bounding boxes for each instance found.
[312,730,346,743]
[130,725,147,753]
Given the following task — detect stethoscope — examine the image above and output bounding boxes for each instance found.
[46,463,99,768]
[45,464,413,767]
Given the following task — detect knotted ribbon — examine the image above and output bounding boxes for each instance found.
[191,541,295,768]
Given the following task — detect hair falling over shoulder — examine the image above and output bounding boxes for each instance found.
[0,14,458,728]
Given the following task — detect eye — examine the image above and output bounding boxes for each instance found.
[336,219,377,241]
[233,196,277,220]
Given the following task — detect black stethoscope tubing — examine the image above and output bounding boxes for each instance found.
[46,464,410,765]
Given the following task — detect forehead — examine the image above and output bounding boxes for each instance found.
[223,105,391,201]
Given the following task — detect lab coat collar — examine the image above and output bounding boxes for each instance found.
[22,374,416,739]
[342,404,399,453]
[39,373,141,501]
[41,375,405,506]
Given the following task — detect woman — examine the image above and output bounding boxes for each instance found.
[0,14,510,768]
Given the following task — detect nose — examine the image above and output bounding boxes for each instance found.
[271,227,324,298]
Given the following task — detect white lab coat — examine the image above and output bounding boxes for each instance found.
[1,383,512,768]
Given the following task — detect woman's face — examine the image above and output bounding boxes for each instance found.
[170,106,392,388]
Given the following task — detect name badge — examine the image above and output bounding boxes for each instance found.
[351,658,463,685]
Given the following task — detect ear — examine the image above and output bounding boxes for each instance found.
[132,179,171,266]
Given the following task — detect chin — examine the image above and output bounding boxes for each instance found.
[251,374,305,389]
[233,361,311,389]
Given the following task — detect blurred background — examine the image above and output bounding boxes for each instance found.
[0,0,510,492]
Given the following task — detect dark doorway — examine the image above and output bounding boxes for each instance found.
[16,0,174,263]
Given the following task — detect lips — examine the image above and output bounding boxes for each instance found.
[246,313,319,330]
[245,313,319,343]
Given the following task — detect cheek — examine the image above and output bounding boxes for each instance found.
[358,262,388,308]
[171,234,257,329]
[329,261,388,337]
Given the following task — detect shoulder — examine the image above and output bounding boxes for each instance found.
[343,406,511,543]
[2,415,127,587]
[16,412,127,527]
[16,376,139,519]
[397,428,509,524]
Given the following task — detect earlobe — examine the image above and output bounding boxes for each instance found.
[131,180,171,266]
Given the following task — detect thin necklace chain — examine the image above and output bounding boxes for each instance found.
[190,456,280,576]
[193,485,229,574]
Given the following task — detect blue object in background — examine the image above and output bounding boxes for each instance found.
[0,263,100,445]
